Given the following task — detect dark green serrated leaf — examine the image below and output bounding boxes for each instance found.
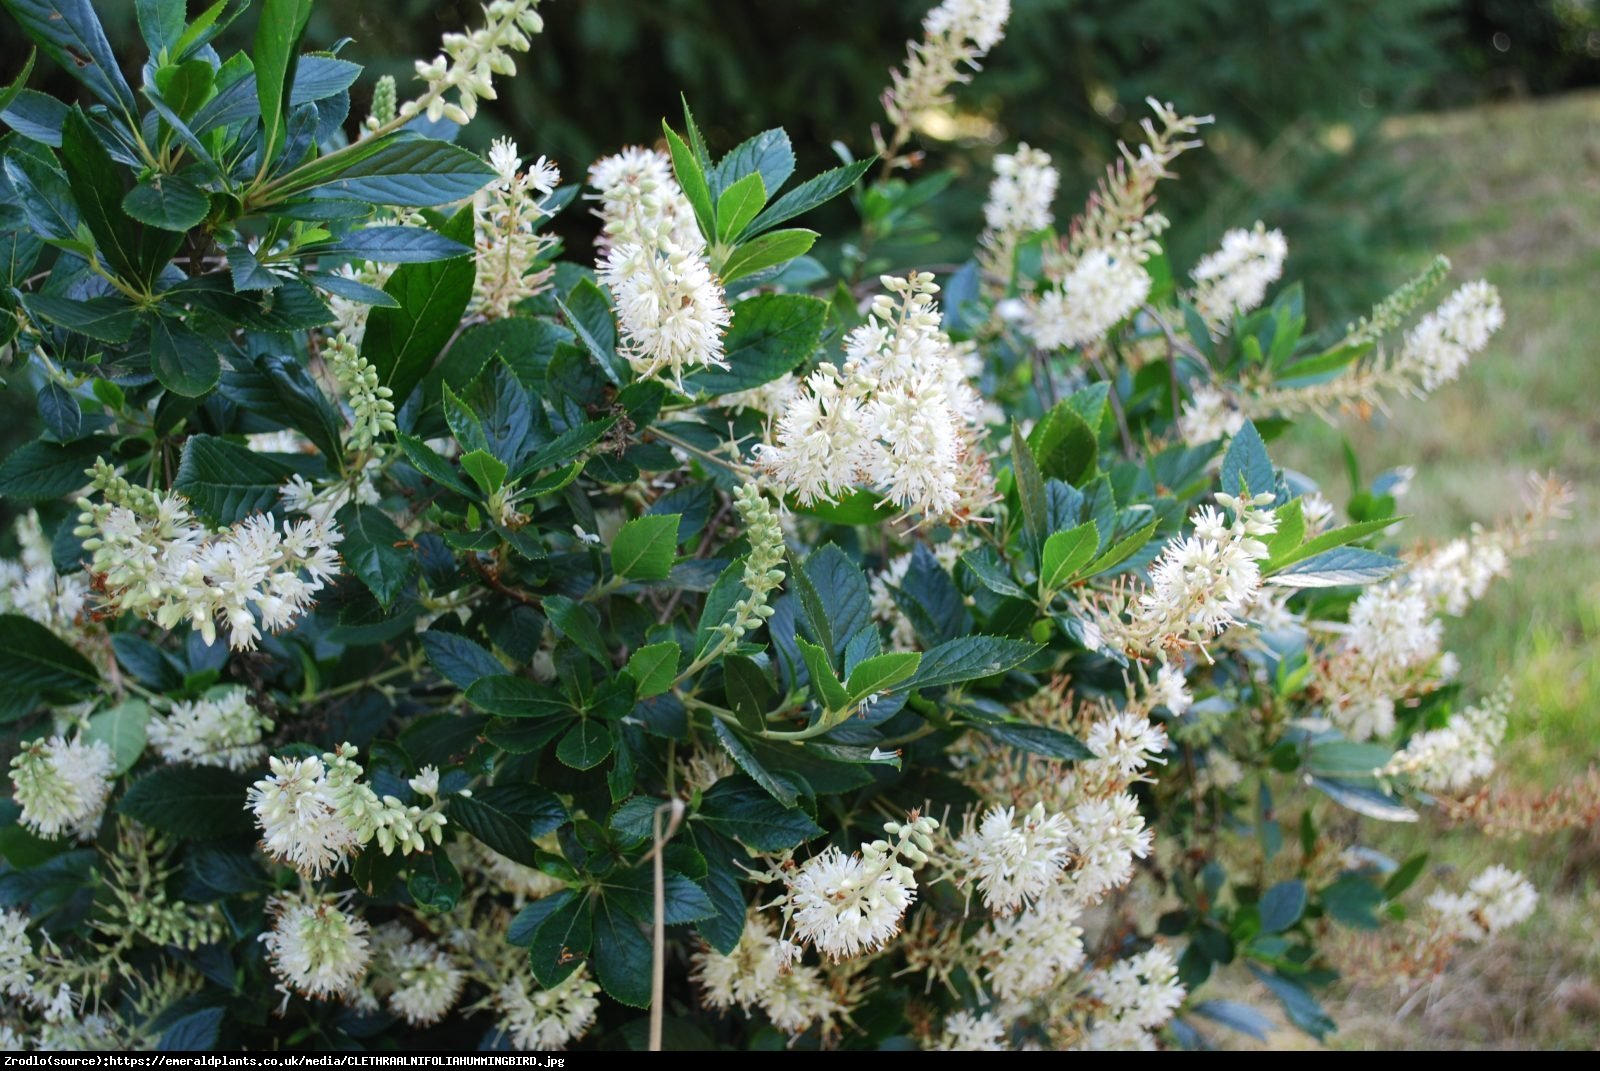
[0,614,99,695]
[119,766,254,839]
[612,514,680,581]
[335,502,416,608]
[172,435,293,525]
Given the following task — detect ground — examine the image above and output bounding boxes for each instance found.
[1272,89,1600,1050]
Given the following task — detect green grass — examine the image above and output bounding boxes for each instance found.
[1273,90,1600,1050]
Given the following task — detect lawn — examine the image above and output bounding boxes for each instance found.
[1276,89,1600,1050]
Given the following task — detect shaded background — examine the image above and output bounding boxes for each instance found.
[4,0,1600,1050]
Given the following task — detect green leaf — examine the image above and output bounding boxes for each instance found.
[1267,547,1401,589]
[335,502,416,608]
[720,227,817,284]
[1259,879,1307,934]
[135,0,184,55]
[459,449,507,497]
[1040,522,1099,590]
[960,548,1028,599]
[3,152,78,241]
[149,317,221,397]
[797,637,850,713]
[845,652,920,703]
[463,676,572,719]
[1011,421,1048,554]
[1220,419,1275,499]
[1,0,137,117]
[556,719,613,770]
[173,435,294,525]
[1028,403,1096,485]
[625,641,680,699]
[592,903,653,1008]
[529,891,591,987]
[1266,498,1307,562]
[274,132,496,206]
[554,279,624,387]
[361,204,475,408]
[544,594,612,665]
[974,721,1094,761]
[785,487,897,527]
[697,776,823,851]
[407,849,462,913]
[157,1007,224,1053]
[723,654,775,734]
[709,127,794,199]
[255,352,346,462]
[910,635,1041,690]
[715,171,766,243]
[397,434,474,497]
[712,720,798,805]
[0,614,99,696]
[604,867,717,926]
[119,766,254,839]
[662,122,716,242]
[0,47,35,117]
[420,631,503,690]
[612,514,680,581]
[1383,853,1429,900]
[0,435,111,499]
[58,108,177,288]
[1320,874,1384,929]
[1267,517,1402,573]
[311,225,472,264]
[746,157,873,236]
[448,785,566,867]
[19,294,137,344]
[687,293,826,397]
[1083,517,1159,578]
[122,173,210,231]
[1250,966,1336,1040]
[85,700,149,775]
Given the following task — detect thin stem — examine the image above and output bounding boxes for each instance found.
[1086,347,1136,454]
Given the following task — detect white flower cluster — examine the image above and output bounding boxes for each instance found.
[1100,491,1279,659]
[780,815,938,961]
[951,803,1073,915]
[589,148,730,387]
[1078,946,1186,1050]
[0,908,32,1002]
[260,894,372,1002]
[75,462,342,651]
[980,143,1058,283]
[494,967,602,1050]
[1321,579,1442,740]
[972,900,1087,1001]
[363,924,466,1027]
[937,1010,1009,1050]
[147,687,274,772]
[246,745,448,877]
[472,138,562,318]
[8,736,114,841]
[756,273,995,524]
[1086,709,1172,779]
[1190,222,1288,331]
[1381,687,1510,793]
[691,912,845,1037]
[1426,865,1537,942]
[1396,280,1504,392]
[0,510,88,639]
[325,335,398,456]
[1025,247,1153,350]
[883,0,1012,136]
[405,0,546,126]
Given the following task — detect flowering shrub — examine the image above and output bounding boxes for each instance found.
[0,0,1578,1054]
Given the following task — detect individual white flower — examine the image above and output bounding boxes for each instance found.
[383,934,466,1026]
[1087,709,1170,778]
[951,802,1073,914]
[9,736,115,841]
[1024,248,1151,350]
[1396,280,1503,392]
[495,967,601,1050]
[936,1009,1009,1050]
[246,753,364,878]
[1151,664,1193,717]
[148,687,273,771]
[1190,222,1288,330]
[260,895,371,1001]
